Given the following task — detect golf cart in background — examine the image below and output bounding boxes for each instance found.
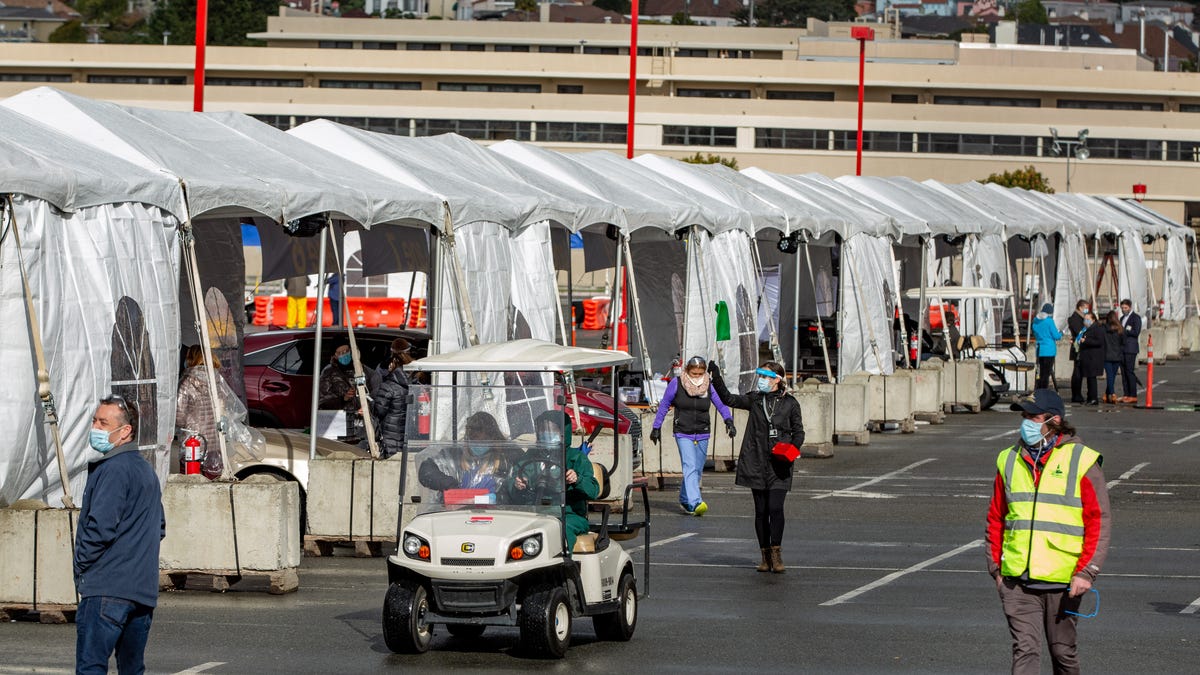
[382,340,650,658]
[904,286,1031,410]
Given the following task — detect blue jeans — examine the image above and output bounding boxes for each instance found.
[676,436,709,509]
[1104,361,1120,396]
[76,596,154,675]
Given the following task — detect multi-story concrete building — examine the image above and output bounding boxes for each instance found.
[1,11,1199,224]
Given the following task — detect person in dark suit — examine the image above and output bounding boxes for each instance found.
[1077,314,1105,405]
[1066,300,1091,403]
[1117,299,1142,404]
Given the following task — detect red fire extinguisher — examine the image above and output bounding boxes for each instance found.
[181,433,204,475]
[909,332,919,364]
[417,390,431,437]
[665,355,682,381]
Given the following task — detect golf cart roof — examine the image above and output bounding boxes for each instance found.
[903,286,1013,300]
[407,339,634,373]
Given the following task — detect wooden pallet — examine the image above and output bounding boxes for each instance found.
[303,535,391,558]
[834,430,870,446]
[914,410,946,424]
[159,568,299,595]
[0,602,75,624]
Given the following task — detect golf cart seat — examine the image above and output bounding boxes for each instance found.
[956,335,988,357]
[592,461,606,499]
[573,532,600,553]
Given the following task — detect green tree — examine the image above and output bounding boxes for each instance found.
[981,165,1055,193]
[1013,0,1049,25]
[49,20,88,43]
[732,0,854,27]
[681,152,739,170]
[514,0,538,12]
[671,11,696,25]
[593,0,631,14]
[142,0,282,46]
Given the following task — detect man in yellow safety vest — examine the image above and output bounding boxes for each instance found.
[986,389,1111,674]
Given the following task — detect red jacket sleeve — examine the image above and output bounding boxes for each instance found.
[985,473,1007,577]
[1074,468,1111,580]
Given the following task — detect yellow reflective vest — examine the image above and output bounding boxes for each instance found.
[996,443,1101,584]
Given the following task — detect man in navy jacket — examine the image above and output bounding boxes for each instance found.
[75,395,165,675]
[1117,299,1142,404]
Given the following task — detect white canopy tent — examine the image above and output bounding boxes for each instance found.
[1097,196,1195,321]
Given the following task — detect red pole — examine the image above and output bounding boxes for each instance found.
[1145,334,1154,407]
[626,0,639,159]
[855,37,866,176]
[193,0,208,112]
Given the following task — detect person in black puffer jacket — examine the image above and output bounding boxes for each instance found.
[370,338,412,459]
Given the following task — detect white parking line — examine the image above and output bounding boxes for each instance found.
[1172,431,1200,445]
[174,664,226,674]
[1107,462,1150,489]
[982,429,1018,441]
[811,459,937,500]
[625,532,696,553]
[819,539,982,607]
[1181,596,1200,615]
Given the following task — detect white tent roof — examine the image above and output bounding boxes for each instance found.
[1093,196,1177,240]
[925,181,1070,240]
[632,155,787,234]
[837,175,1000,237]
[1054,193,1165,239]
[1105,198,1196,241]
[290,120,540,230]
[408,339,633,372]
[488,139,693,233]
[0,107,182,217]
[696,163,847,238]
[1006,189,1117,238]
[740,168,896,240]
[570,151,749,234]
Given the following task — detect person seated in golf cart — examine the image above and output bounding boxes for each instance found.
[507,410,598,551]
[417,411,512,503]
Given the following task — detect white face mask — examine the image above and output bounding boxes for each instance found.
[687,374,705,387]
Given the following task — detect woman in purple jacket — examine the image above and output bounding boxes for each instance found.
[650,355,736,516]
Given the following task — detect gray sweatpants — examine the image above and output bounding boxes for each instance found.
[998,578,1084,675]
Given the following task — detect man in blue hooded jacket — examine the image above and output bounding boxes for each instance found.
[75,395,165,675]
[1031,303,1063,390]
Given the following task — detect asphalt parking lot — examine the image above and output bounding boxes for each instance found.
[3,358,1200,674]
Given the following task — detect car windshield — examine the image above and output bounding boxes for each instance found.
[405,378,570,517]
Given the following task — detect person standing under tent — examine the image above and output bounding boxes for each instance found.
[75,395,165,675]
[986,389,1110,675]
[1117,299,1142,404]
[1066,300,1091,404]
[649,355,736,517]
[327,273,341,327]
[284,275,308,329]
[1101,311,1125,405]
[1031,303,1062,390]
[370,338,413,459]
[1077,312,1104,406]
[709,361,804,574]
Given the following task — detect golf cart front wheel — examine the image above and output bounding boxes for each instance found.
[382,581,433,654]
[519,585,572,658]
[593,571,637,641]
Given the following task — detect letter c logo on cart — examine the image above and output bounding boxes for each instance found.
[461,542,475,553]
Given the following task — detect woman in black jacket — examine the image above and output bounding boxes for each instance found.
[370,339,412,459]
[1101,310,1125,404]
[710,360,804,574]
[1076,314,1105,405]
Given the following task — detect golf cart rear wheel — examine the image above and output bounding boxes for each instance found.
[593,572,637,641]
[519,585,571,658]
[446,624,486,639]
[382,582,432,654]
[980,382,999,411]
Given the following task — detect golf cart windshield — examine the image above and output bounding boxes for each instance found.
[405,379,570,517]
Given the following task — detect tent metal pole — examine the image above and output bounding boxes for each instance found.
[622,235,659,406]
[1085,235,1098,312]
[749,233,783,364]
[803,241,832,382]
[1002,231,1021,350]
[308,225,329,462]
[442,204,479,347]
[917,236,927,365]
[792,245,801,384]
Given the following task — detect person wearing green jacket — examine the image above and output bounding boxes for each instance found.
[508,411,598,551]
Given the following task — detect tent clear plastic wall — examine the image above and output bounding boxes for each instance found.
[682,229,761,393]
[840,233,897,376]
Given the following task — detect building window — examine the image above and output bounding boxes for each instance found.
[324,117,413,136]
[663,125,737,147]
[320,80,421,90]
[495,45,530,52]
[414,119,531,141]
[863,131,912,152]
[677,88,751,99]
[438,82,541,93]
[539,45,575,53]
[0,73,71,82]
[86,75,185,85]
[583,46,620,55]
[1084,138,1161,160]
[933,95,1041,107]
[450,43,485,52]
[540,122,627,144]
[557,84,584,94]
[407,42,442,51]
[765,90,835,101]
[251,114,317,130]
[1180,103,1200,113]
[362,42,398,50]
[1057,99,1164,111]
[891,94,919,104]
[1166,141,1200,162]
[205,77,303,87]
[675,48,710,58]
[318,41,353,49]
[755,128,827,150]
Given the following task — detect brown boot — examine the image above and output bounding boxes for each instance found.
[756,548,770,572]
[769,546,785,573]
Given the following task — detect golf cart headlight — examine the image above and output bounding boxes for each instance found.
[508,534,542,562]
[402,533,430,562]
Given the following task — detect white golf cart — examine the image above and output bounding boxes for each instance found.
[382,340,650,658]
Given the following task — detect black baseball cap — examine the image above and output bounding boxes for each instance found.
[1010,389,1065,418]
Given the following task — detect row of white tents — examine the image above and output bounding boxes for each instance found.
[2,86,1196,507]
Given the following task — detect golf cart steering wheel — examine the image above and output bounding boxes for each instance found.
[511,455,565,505]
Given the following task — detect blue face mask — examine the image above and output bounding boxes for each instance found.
[756,377,773,393]
[337,353,352,366]
[89,428,116,454]
[468,445,490,457]
[1020,419,1046,447]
